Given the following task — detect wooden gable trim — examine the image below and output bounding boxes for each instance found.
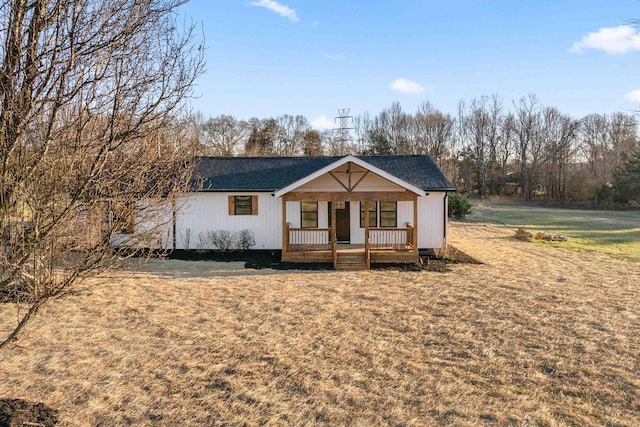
[273,155,427,198]
[351,170,370,191]
[328,171,350,191]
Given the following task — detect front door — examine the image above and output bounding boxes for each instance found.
[329,201,350,242]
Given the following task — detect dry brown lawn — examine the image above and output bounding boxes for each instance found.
[0,222,639,426]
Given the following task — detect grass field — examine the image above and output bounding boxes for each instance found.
[0,222,638,426]
[467,201,640,260]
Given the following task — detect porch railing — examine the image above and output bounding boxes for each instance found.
[368,225,415,251]
[284,225,415,254]
[287,227,331,251]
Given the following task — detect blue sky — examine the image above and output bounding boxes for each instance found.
[179,0,640,129]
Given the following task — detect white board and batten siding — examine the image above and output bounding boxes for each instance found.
[174,192,281,250]
[170,173,448,251]
[417,192,447,250]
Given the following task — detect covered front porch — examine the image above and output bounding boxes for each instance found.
[280,192,420,270]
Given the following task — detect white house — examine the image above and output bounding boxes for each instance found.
[169,155,455,270]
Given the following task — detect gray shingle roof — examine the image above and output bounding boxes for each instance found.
[190,155,455,192]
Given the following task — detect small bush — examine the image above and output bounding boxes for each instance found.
[197,229,255,251]
[199,230,236,251]
[236,229,256,251]
[448,193,472,219]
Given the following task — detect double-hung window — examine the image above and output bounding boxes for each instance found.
[379,201,397,227]
[359,201,377,228]
[301,202,318,228]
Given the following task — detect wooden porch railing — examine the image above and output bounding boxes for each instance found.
[287,228,331,251]
[368,225,415,251]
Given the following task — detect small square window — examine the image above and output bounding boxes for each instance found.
[234,196,252,215]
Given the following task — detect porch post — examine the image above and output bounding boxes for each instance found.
[364,200,370,245]
[364,201,370,268]
[331,200,337,267]
[413,194,418,251]
[282,198,287,253]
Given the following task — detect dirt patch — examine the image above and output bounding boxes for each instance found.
[444,244,482,264]
[0,398,58,427]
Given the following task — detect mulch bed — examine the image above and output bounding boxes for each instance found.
[444,245,482,264]
[0,398,58,427]
[163,246,482,272]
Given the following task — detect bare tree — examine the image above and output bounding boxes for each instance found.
[579,113,638,183]
[201,115,248,157]
[301,129,324,156]
[277,114,309,156]
[539,107,580,200]
[243,118,281,156]
[496,113,516,194]
[411,101,454,164]
[458,95,502,198]
[580,114,610,184]
[513,94,541,200]
[324,129,355,155]
[0,0,204,348]
[353,112,372,155]
[608,112,638,172]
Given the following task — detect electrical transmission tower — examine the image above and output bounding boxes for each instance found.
[334,108,354,151]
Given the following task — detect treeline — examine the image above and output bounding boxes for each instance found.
[181,94,640,204]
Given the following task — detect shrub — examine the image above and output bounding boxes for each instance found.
[448,193,472,219]
[181,228,192,250]
[199,230,236,251]
[595,183,614,206]
[197,229,255,251]
[236,229,256,251]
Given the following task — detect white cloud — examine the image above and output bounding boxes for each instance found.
[311,21,320,27]
[571,25,640,54]
[624,89,640,103]
[311,115,335,131]
[250,0,299,22]
[323,53,345,60]
[390,77,426,94]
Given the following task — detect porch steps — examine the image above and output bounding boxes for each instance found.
[335,250,368,271]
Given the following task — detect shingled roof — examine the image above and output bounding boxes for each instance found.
[190,155,455,192]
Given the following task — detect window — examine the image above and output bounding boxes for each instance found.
[360,201,377,228]
[229,195,257,216]
[301,202,318,228]
[380,201,397,227]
